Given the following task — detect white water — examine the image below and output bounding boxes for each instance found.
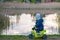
[44,13,59,34]
[2,13,59,35]
[2,13,35,35]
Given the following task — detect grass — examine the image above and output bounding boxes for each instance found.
[48,34,60,37]
[0,35,60,40]
[0,35,28,40]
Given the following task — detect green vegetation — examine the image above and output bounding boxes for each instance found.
[55,0,60,2]
[0,0,12,2]
[0,35,28,40]
[0,35,60,40]
[48,34,60,37]
[0,0,24,2]
[15,0,23,2]
[0,0,36,3]
[31,0,36,3]
[0,0,60,3]
[0,14,10,34]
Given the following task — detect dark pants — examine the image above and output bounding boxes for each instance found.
[35,28,43,33]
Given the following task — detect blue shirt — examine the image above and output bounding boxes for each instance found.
[35,18,44,30]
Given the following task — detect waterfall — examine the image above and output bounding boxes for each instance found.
[44,13,59,34]
[2,13,35,35]
[2,13,59,35]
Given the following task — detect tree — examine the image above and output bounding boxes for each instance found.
[15,0,24,2]
[31,0,36,3]
[55,0,60,2]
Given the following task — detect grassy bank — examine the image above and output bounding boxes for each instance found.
[0,35,28,40]
[0,35,60,40]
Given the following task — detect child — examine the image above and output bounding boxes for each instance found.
[32,13,44,33]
